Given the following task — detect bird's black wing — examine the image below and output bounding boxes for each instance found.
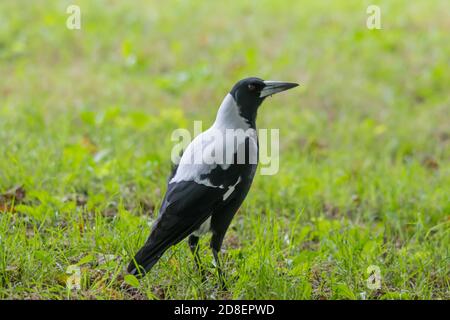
[128,170,241,275]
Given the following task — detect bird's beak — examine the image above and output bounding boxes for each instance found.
[260,80,299,98]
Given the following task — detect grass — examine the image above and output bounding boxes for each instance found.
[0,0,449,299]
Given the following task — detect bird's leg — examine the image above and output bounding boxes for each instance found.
[188,235,205,280]
[211,232,228,290]
[212,247,227,290]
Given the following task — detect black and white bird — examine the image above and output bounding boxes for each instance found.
[128,77,298,285]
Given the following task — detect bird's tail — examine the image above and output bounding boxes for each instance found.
[127,241,167,277]
[127,214,207,277]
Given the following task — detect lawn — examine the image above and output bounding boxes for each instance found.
[0,0,448,299]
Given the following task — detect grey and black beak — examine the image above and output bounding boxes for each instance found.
[260,81,299,98]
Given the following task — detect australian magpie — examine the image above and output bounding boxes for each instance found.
[128,77,298,284]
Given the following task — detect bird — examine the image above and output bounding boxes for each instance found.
[128,77,298,286]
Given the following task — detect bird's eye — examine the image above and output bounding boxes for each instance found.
[248,84,256,91]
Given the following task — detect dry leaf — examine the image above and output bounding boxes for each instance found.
[422,156,439,170]
[0,185,26,213]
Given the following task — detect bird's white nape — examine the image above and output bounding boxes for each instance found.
[213,93,251,130]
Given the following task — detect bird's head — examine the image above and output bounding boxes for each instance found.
[229,77,299,124]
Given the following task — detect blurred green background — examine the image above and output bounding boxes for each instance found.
[0,0,448,299]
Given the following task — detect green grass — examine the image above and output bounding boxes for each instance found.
[0,0,449,299]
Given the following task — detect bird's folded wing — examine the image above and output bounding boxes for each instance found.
[155,163,243,229]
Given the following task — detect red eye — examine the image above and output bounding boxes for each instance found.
[248,84,256,91]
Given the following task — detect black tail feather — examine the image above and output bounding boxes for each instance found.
[127,245,166,276]
[127,211,211,277]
